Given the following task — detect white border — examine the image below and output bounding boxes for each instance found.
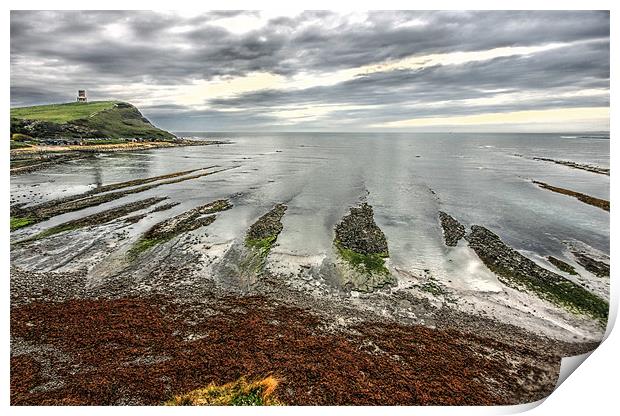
[2,2,616,415]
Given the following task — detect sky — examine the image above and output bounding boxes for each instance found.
[10,10,610,132]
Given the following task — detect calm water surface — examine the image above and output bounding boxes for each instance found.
[11,132,610,289]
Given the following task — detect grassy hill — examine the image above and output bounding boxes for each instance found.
[10,101,175,140]
[10,101,119,123]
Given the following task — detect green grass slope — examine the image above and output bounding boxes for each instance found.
[10,101,119,123]
[10,101,175,140]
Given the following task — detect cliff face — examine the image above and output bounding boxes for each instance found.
[10,101,175,140]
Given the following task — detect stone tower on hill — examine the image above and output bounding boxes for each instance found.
[77,90,87,102]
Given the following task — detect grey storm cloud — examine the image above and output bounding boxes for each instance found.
[10,10,610,131]
[209,40,609,108]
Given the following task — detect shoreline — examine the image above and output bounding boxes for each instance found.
[9,253,606,404]
[9,139,229,175]
[10,264,600,405]
[9,148,609,406]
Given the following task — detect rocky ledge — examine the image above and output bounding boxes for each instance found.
[246,204,287,245]
[335,203,388,255]
[244,204,288,272]
[533,157,610,176]
[466,225,608,324]
[334,203,395,292]
[571,251,610,278]
[547,256,578,276]
[129,199,232,259]
[438,211,465,246]
[532,180,609,212]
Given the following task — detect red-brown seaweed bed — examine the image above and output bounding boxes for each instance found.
[11,295,563,406]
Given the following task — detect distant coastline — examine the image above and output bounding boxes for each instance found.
[9,139,228,175]
[9,100,231,174]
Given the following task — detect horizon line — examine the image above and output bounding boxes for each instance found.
[172,130,611,135]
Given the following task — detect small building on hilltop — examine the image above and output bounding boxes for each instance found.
[77,90,87,102]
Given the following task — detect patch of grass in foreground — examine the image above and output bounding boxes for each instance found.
[10,216,36,231]
[335,241,389,275]
[165,376,283,406]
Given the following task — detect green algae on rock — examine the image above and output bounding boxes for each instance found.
[19,197,168,243]
[129,199,232,259]
[334,203,395,292]
[467,225,608,324]
[10,166,231,230]
[547,256,579,276]
[244,204,288,273]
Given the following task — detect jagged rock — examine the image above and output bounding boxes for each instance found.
[240,204,289,278]
[146,200,231,240]
[335,203,388,255]
[246,204,287,242]
[334,203,395,293]
[129,200,232,258]
[571,251,609,277]
[438,211,465,246]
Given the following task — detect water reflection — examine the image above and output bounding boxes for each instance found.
[11,132,610,277]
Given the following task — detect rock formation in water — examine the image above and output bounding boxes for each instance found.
[571,251,610,278]
[438,211,465,246]
[335,203,389,255]
[466,225,608,323]
[334,203,395,292]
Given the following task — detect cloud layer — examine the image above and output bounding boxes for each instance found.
[10,10,610,132]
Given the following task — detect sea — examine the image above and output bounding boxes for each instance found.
[10,132,610,293]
